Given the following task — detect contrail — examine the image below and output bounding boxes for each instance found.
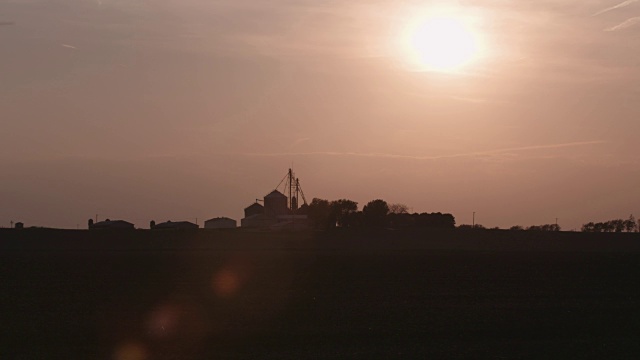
[605,16,640,31]
[244,141,606,161]
[61,44,78,49]
[593,0,638,16]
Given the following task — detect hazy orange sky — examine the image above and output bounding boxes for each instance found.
[1,0,639,230]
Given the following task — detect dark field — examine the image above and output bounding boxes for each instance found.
[2,229,640,359]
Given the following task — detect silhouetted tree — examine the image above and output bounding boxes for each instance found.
[363,199,389,227]
[526,224,560,231]
[308,197,457,230]
[582,216,638,233]
[414,212,455,228]
[581,222,595,232]
[330,199,358,227]
[388,203,409,214]
[510,225,524,231]
[342,211,365,227]
[624,215,637,232]
[307,198,332,229]
[458,224,485,229]
[614,219,626,232]
[387,212,415,228]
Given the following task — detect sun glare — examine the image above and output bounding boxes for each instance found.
[401,14,481,73]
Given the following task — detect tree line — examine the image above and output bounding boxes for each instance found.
[306,198,455,229]
[456,224,561,231]
[306,199,637,233]
[581,215,638,233]
[507,224,561,231]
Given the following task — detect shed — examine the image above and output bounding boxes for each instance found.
[152,221,199,230]
[204,217,237,229]
[90,219,135,230]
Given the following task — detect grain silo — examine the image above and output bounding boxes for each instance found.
[244,202,264,218]
[264,190,289,216]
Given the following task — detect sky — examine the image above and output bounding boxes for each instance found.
[1,0,639,230]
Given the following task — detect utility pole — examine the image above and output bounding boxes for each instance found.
[472,212,475,227]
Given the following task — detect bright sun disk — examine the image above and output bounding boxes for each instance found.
[403,15,480,72]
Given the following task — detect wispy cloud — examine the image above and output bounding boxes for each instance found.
[244,141,606,161]
[61,44,78,49]
[0,21,15,26]
[604,16,640,31]
[593,0,638,16]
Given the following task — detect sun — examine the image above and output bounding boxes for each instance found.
[401,15,480,72]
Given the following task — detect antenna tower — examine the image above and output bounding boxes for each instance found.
[276,168,307,214]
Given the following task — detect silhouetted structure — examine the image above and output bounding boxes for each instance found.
[151,221,199,230]
[241,213,276,228]
[89,219,135,230]
[244,203,264,218]
[14,222,24,229]
[204,217,237,229]
[241,169,309,229]
[264,190,289,217]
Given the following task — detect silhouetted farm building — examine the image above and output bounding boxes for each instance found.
[89,219,134,230]
[264,190,289,217]
[244,203,264,218]
[14,222,24,229]
[151,221,199,230]
[204,217,237,229]
[241,169,310,230]
[241,212,277,228]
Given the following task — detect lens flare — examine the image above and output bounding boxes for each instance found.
[213,269,240,297]
[113,342,148,360]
